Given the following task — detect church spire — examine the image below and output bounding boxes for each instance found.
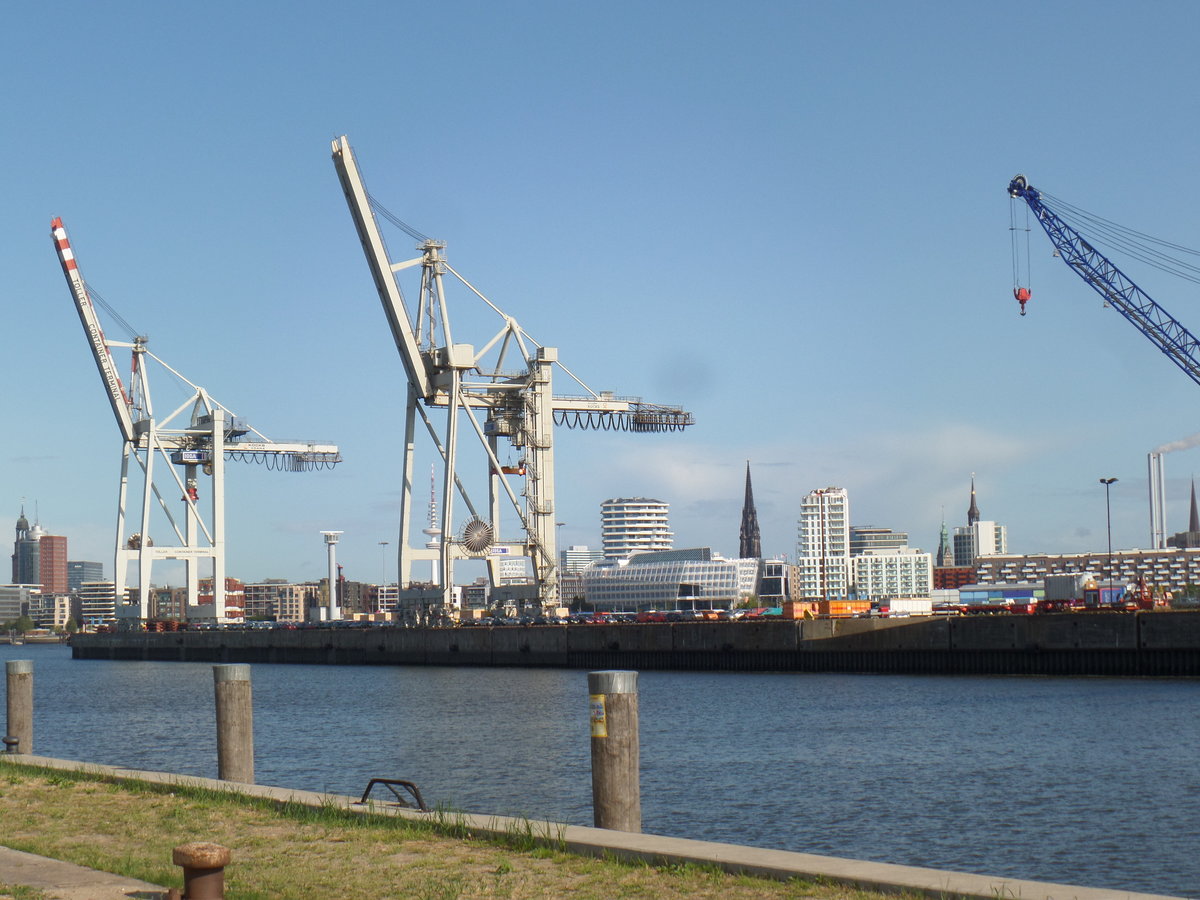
[1190,478,1199,534]
[967,473,980,526]
[739,461,762,559]
[936,510,954,567]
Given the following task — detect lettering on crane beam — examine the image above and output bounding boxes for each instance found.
[70,276,127,411]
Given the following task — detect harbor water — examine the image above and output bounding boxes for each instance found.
[3,642,1197,897]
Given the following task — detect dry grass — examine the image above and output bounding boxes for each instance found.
[0,765,911,900]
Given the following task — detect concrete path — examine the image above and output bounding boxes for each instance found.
[0,845,166,899]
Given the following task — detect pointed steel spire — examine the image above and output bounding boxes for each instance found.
[1190,478,1199,534]
[739,461,762,559]
[936,510,954,567]
[967,473,980,526]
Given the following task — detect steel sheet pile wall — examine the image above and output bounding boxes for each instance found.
[72,613,1200,675]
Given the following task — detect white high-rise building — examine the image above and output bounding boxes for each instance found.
[952,475,1007,567]
[601,498,672,560]
[796,487,851,600]
[953,520,1008,566]
[853,549,933,601]
[560,545,604,573]
[78,581,117,629]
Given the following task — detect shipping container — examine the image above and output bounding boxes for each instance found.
[873,598,933,617]
[817,599,871,618]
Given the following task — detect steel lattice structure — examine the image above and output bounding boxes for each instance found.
[332,136,693,612]
[52,218,340,624]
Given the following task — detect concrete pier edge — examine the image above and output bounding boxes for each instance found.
[71,613,1200,676]
[0,753,1182,900]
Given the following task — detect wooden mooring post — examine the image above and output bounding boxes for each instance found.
[5,659,33,755]
[213,664,254,783]
[588,670,640,832]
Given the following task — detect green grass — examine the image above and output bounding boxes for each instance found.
[0,761,932,900]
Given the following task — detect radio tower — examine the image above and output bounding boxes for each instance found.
[422,464,442,584]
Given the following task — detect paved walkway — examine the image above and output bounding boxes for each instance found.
[0,845,166,899]
[0,754,1187,900]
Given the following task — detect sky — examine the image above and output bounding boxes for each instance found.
[7,1,1200,586]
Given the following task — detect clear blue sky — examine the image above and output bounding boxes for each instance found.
[7,1,1200,585]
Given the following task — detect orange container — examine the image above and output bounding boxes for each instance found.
[817,600,871,618]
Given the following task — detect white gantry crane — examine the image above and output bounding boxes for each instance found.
[331,136,693,614]
[52,218,341,625]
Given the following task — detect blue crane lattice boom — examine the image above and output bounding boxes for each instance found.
[1008,174,1200,388]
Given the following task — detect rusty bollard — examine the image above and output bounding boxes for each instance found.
[169,841,231,899]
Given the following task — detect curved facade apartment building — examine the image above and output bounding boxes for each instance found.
[601,497,673,560]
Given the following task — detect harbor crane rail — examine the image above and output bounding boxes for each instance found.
[52,217,340,624]
[332,136,693,614]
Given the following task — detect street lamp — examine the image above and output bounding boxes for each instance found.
[1100,477,1118,604]
[378,541,389,614]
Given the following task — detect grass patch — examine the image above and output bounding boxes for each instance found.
[0,761,920,900]
[0,885,50,900]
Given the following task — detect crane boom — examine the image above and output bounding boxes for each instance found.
[331,137,434,399]
[52,216,341,624]
[51,217,137,442]
[1007,175,1200,388]
[332,135,692,615]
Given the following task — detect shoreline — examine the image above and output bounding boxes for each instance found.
[0,754,1184,900]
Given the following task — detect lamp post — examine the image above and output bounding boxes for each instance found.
[378,541,389,613]
[1100,478,1118,603]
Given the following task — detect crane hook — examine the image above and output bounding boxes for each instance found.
[1014,286,1031,316]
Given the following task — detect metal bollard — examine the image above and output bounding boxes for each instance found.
[170,841,231,899]
[5,660,33,755]
[588,669,641,832]
[213,665,254,783]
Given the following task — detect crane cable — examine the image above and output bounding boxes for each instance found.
[84,282,141,342]
[1009,196,1032,292]
[368,192,434,244]
[1039,190,1200,288]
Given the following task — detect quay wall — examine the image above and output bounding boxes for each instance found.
[71,612,1200,675]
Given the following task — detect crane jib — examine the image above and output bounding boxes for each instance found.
[1008,174,1200,390]
[53,218,136,443]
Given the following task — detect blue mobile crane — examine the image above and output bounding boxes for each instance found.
[1007,174,1200,388]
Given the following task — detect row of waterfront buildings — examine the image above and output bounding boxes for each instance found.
[9,472,1200,626]
[567,475,1004,611]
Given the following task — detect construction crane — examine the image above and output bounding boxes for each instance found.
[51,218,341,625]
[1007,175,1200,386]
[331,136,693,616]
[1007,175,1200,549]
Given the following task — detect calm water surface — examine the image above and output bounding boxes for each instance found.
[3,643,1196,897]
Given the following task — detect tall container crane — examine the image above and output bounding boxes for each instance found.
[331,136,693,615]
[52,218,341,625]
[1007,175,1200,548]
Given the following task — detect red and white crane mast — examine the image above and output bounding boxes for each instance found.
[52,219,137,444]
[51,218,341,625]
